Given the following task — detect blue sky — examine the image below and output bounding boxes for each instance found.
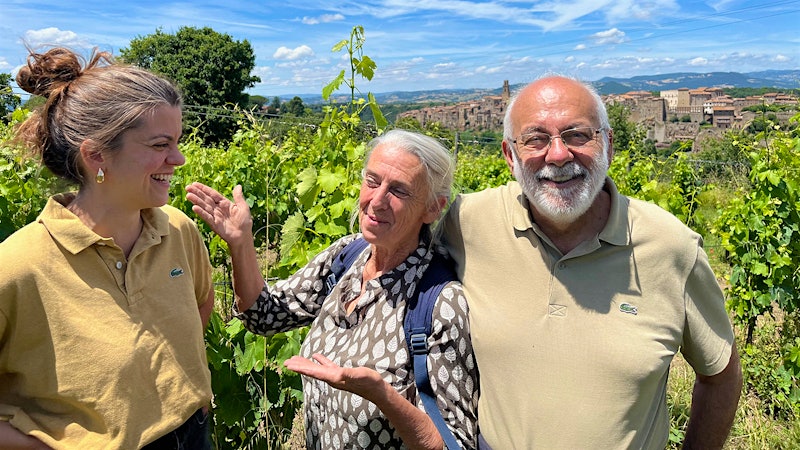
[1,0,798,97]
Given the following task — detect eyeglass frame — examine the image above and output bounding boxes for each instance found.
[510,126,607,156]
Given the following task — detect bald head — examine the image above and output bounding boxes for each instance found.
[503,76,610,144]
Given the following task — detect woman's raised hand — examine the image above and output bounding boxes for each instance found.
[186,182,254,247]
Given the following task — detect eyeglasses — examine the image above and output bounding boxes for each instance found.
[511,127,604,156]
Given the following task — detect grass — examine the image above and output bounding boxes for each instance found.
[667,312,800,450]
[669,354,800,450]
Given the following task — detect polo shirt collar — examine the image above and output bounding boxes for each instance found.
[508,182,535,233]
[509,177,630,247]
[38,193,170,255]
[598,177,631,247]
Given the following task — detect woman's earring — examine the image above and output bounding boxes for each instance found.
[96,167,105,184]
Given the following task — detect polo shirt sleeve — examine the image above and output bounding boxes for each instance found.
[680,242,735,376]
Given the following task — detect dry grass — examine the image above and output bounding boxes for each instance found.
[286,413,305,450]
[667,316,800,450]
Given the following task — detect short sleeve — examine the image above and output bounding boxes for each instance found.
[681,243,735,376]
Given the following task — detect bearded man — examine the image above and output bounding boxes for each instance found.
[443,75,741,450]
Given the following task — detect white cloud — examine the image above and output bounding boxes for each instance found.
[590,56,680,72]
[718,52,750,61]
[0,57,10,70]
[564,56,575,63]
[274,60,313,68]
[688,57,708,66]
[301,13,345,25]
[592,61,615,69]
[708,0,737,12]
[574,44,586,50]
[773,54,790,62]
[253,66,272,77]
[590,28,626,45]
[273,45,314,60]
[606,0,679,21]
[24,27,89,50]
[476,65,503,74]
[425,62,462,79]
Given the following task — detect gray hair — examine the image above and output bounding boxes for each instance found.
[353,129,455,243]
[503,74,610,153]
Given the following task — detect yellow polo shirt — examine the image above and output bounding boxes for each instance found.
[443,179,734,450]
[0,193,213,449]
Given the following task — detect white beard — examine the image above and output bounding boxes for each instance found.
[512,149,609,226]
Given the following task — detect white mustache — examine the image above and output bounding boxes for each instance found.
[536,162,587,180]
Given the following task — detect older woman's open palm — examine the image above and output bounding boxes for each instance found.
[186,182,253,246]
[284,354,385,402]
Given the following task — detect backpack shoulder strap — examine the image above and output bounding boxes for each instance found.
[328,240,463,448]
[325,237,369,296]
[405,252,462,450]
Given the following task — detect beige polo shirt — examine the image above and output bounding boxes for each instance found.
[0,194,213,449]
[443,179,733,450]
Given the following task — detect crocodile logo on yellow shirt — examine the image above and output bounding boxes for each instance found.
[619,303,638,315]
[170,267,185,278]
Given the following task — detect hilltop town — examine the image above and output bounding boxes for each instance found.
[398,80,799,147]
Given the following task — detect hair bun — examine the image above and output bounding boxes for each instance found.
[16,48,84,98]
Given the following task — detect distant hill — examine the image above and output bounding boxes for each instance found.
[593,70,800,94]
[287,70,800,104]
[292,86,506,105]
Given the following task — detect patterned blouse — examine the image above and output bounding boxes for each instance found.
[235,234,479,449]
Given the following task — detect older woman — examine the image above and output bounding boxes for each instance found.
[186,129,478,449]
[0,48,213,449]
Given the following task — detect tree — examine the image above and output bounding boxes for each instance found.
[1,73,21,122]
[22,95,46,111]
[606,102,645,154]
[247,95,267,111]
[267,96,281,115]
[120,26,260,143]
[280,96,306,116]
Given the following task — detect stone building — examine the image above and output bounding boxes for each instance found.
[619,87,797,141]
[397,79,797,145]
[660,88,692,115]
[712,106,735,129]
[398,80,511,131]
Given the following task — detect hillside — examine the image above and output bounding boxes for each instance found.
[292,70,800,104]
[594,70,800,94]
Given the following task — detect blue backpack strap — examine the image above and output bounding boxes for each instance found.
[405,252,462,450]
[328,239,463,448]
[325,237,369,296]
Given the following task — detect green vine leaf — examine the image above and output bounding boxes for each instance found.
[322,70,345,100]
[318,167,347,193]
[279,212,306,259]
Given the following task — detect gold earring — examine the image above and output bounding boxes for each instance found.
[96,167,105,184]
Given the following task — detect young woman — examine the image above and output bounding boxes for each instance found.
[0,47,214,449]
